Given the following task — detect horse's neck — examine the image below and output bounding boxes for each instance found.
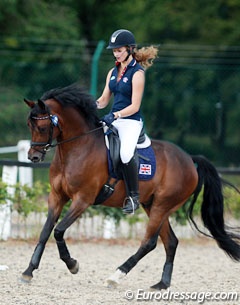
[54,130,105,170]
[56,111,105,158]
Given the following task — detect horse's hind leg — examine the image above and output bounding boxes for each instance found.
[106,230,160,287]
[151,219,178,290]
[106,208,178,290]
[106,206,165,287]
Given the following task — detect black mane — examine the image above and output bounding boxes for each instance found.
[40,83,100,127]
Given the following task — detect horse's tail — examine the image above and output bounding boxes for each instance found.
[189,155,240,261]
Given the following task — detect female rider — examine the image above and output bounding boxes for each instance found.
[96,29,158,214]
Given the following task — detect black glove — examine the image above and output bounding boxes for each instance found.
[102,112,115,126]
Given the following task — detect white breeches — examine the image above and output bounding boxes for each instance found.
[112,118,143,164]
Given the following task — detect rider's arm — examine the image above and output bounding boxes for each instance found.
[96,69,113,109]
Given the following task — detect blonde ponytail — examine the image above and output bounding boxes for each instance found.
[134,46,158,69]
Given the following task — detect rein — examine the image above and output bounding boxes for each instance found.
[30,114,103,154]
[49,126,104,148]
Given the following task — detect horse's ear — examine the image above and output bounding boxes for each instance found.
[24,98,35,108]
[38,99,46,110]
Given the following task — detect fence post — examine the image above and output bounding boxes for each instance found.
[17,140,32,187]
[90,40,105,98]
[0,165,17,240]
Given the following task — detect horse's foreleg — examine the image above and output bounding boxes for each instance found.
[21,209,57,282]
[54,223,79,274]
[53,202,88,274]
[151,219,178,290]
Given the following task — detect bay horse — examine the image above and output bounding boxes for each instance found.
[22,83,240,289]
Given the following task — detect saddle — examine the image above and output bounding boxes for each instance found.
[106,125,153,177]
[94,124,156,205]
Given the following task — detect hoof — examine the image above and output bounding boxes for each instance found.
[69,261,79,274]
[20,274,33,284]
[105,278,118,288]
[105,269,126,288]
[150,281,169,290]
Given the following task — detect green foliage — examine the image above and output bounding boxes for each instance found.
[0,177,239,240]
[11,181,48,219]
[0,86,30,145]
[223,185,240,218]
[1,1,240,48]
[138,0,240,45]
[172,184,240,225]
[0,0,79,39]
[90,205,125,225]
[0,0,240,163]
[4,178,240,224]
[0,179,10,204]
[61,203,126,226]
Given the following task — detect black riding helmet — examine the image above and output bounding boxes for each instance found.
[107,29,136,49]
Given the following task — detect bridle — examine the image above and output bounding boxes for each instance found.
[30,114,103,156]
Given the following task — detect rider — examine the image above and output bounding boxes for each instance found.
[96,29,158,214]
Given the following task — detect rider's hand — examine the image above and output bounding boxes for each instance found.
[102,112,115,126]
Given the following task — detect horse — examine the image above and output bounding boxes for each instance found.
[22,83,240,289]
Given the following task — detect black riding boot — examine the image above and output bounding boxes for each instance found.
[122,157,140,214]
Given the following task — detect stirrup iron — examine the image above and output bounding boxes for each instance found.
[122,196,139,215]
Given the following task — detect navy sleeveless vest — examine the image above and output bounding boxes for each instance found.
[109,59,144,121]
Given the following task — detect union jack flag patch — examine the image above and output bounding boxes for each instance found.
[139,164,152,175]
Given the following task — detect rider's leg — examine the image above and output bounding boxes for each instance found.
[122,156,140,214]
[112,119,143,214]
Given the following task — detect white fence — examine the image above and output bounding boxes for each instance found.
[0,140,31,240]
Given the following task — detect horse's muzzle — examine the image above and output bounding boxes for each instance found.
[28,149,45,163]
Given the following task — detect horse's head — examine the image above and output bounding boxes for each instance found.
[25,84,102,163]
[25,98,61,162]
